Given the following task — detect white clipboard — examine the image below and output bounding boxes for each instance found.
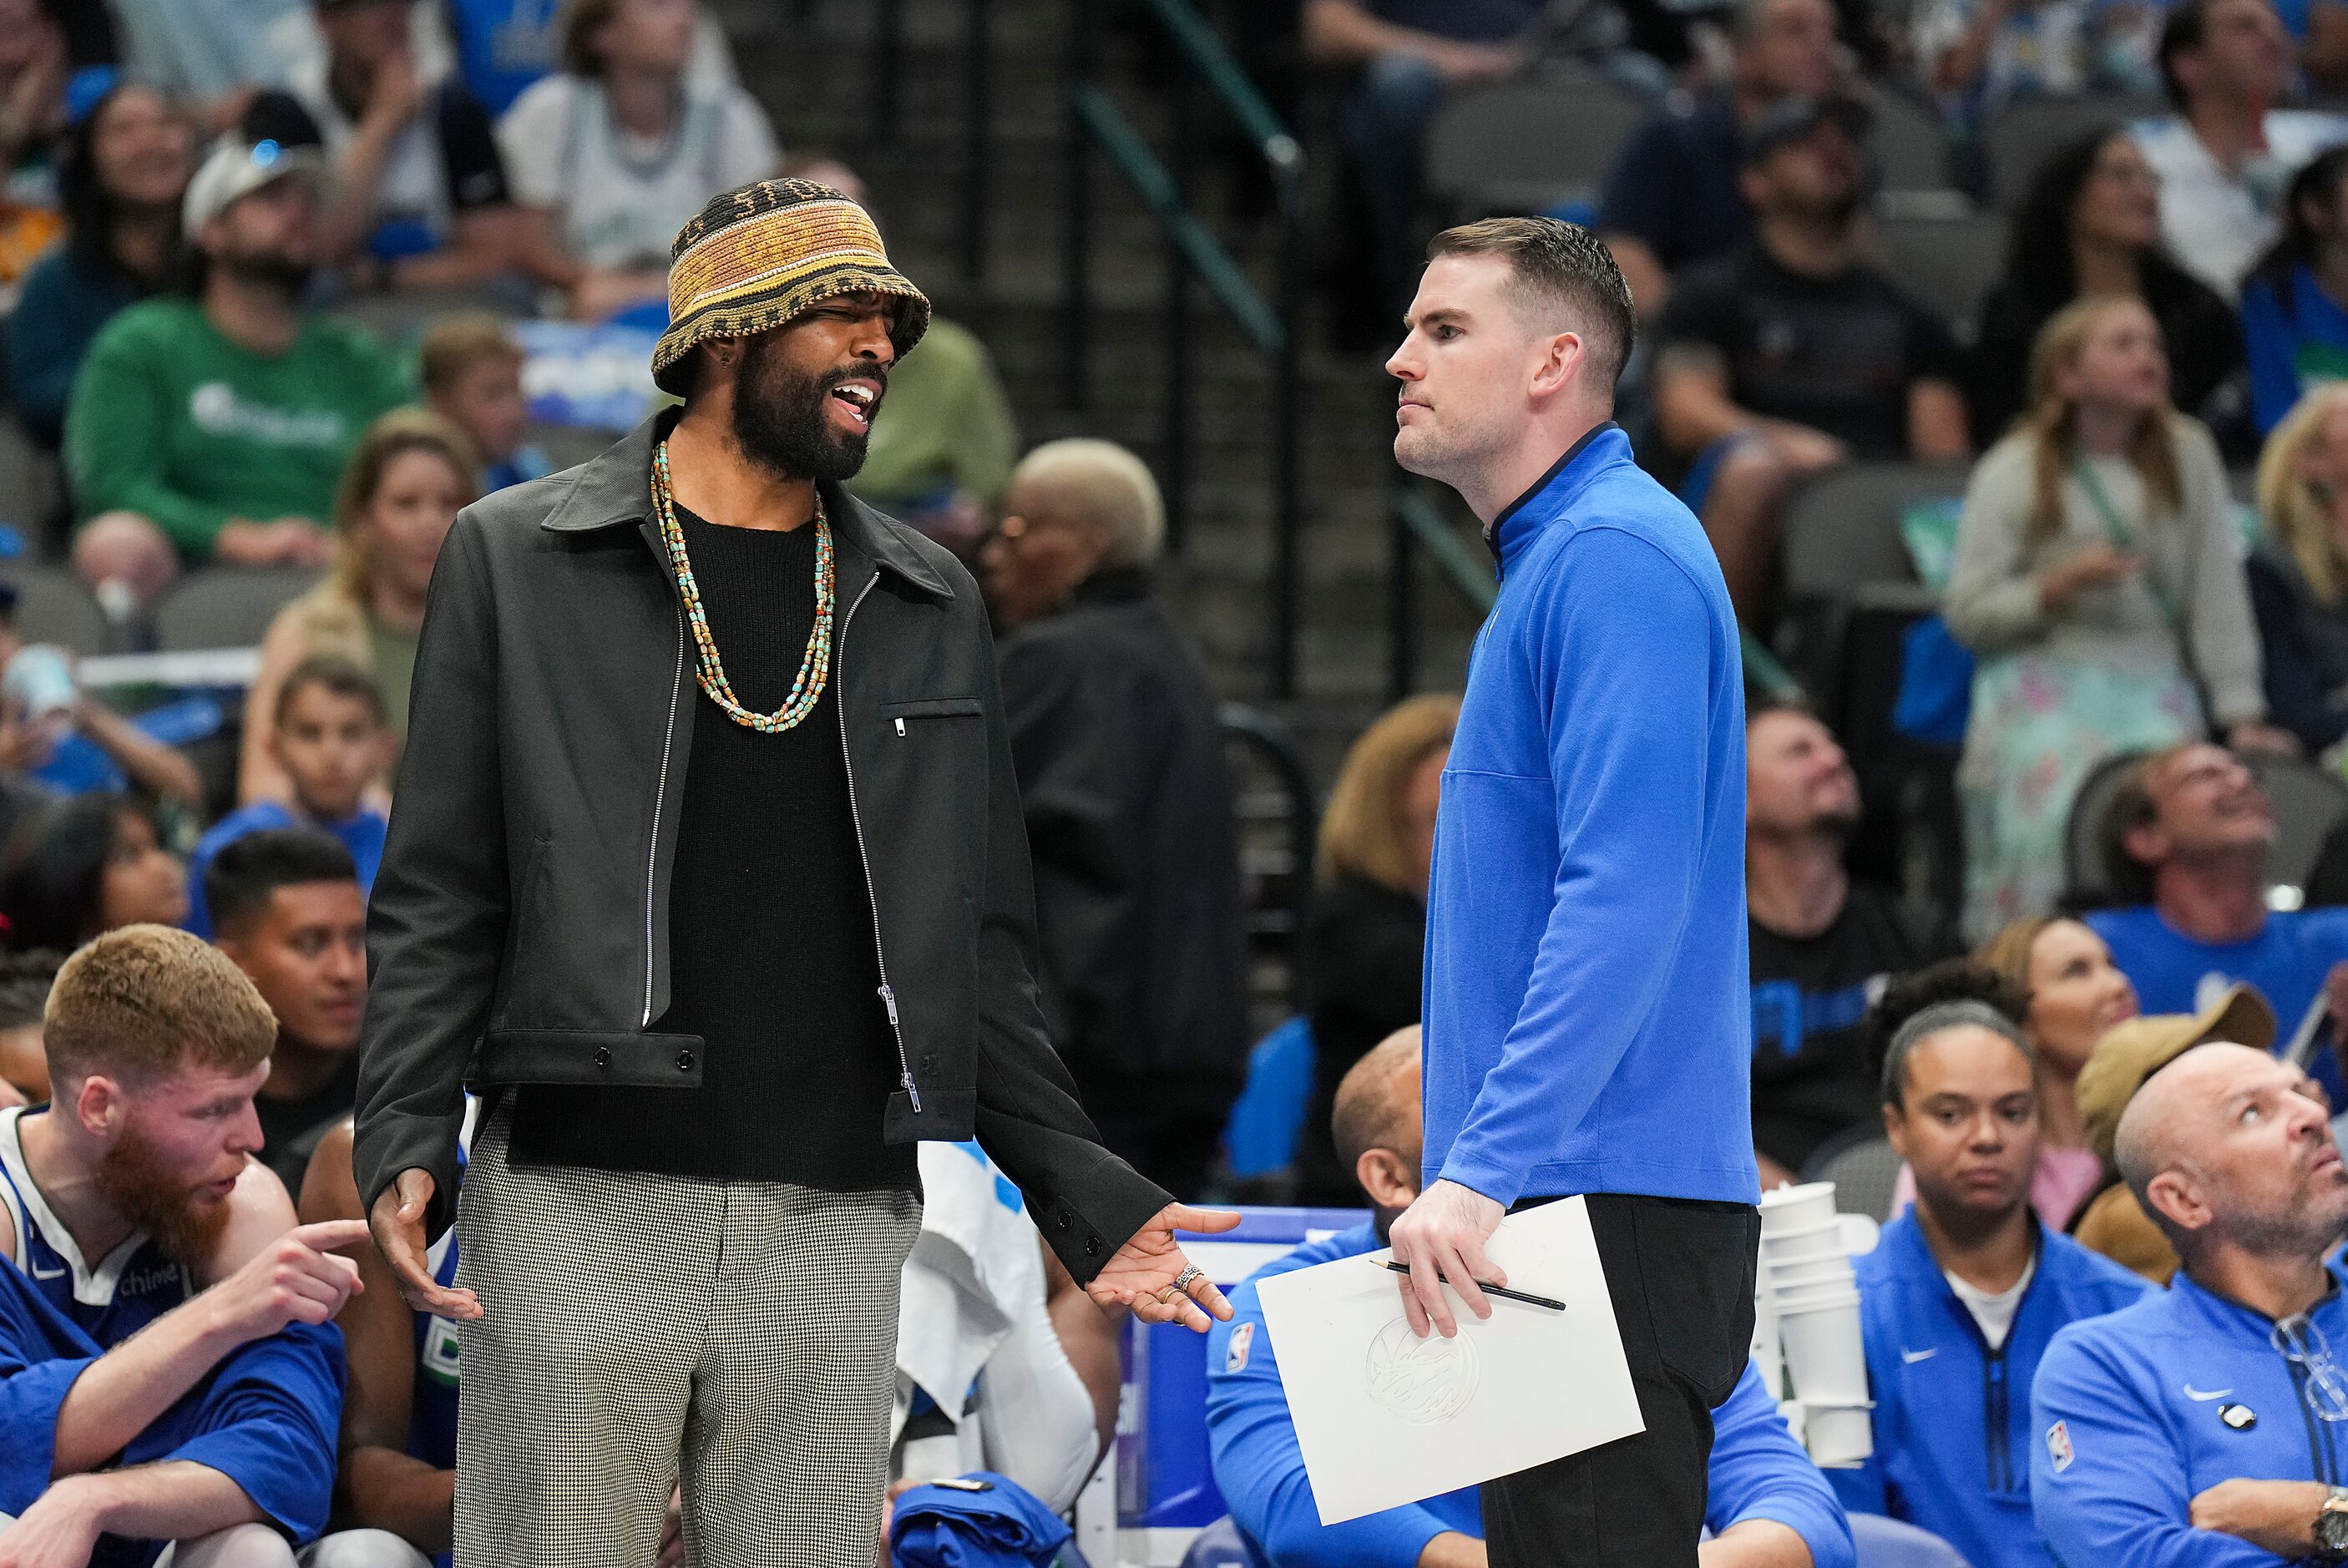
[1254,1195,1643,1524]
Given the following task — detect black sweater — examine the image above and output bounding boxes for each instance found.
[509,503,916,1191]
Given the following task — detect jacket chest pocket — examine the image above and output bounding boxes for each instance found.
[882,696,984,736]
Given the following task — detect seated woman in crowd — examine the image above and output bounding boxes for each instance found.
[2241,147,2348,436]
[0,790,186,952]
[6,78,190,447]
[2248,381,2348,755]
[240,408,474,803]
[1966,127,2242,447]
[1293,692,1454,1205]
[496,0,778,320]
[1885,918,2140,1227]
[1946,296,2286,938]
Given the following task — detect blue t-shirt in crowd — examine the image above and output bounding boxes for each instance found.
[2089,903,2348,1044]
[443,0,562,117]
[2032,1261,2348,1565]
[1830,1211,2148,1567]
[1205,1220,1855,1568]
[1423,424,1757,1208]
[1365,0,1541,42]
[183,798,387,939]
[1595,93,1748,273]
[2239,263,2348,433]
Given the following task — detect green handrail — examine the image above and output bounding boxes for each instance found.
[1139,0,1303,177]
[1070,83,1285,355]
[1741,630,1806,703]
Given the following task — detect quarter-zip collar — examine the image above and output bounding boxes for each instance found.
[540,412,957,602]
[2170,1260,2348,1334]
[1485,421,1625,579]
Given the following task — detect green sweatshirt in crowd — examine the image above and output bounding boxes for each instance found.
[64,298,412,559]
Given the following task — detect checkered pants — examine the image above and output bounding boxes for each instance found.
[453,1102,922,1568]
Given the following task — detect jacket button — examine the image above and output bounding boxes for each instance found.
[595,1048,610,1070]
[676,1049,695,1072]
[1056,1212,1070,1231]
[1085,1237,1100,1257]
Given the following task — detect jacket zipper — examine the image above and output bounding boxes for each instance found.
[642,602,686,1027]
[1984,1345,2011,1492]
[834,573,920,1111]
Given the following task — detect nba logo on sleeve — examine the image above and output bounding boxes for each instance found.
[1225,1322,1254,1373]
[2045,1420,2074,1473]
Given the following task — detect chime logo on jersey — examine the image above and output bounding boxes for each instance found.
[1225,1321,1253,1373]
[2045,1420,2074,1473]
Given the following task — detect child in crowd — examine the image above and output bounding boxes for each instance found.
[421,311,549,493]
[185,655,389,939]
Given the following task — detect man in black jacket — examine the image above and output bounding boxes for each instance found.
[980,438,1251,1198]
[353,179,1232,1568]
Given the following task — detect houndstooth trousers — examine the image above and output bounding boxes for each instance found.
[453,1101,922,1568]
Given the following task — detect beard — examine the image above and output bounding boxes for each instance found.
[731,333,884,483]
[94,1122,234,1267]
[215,246,313,301]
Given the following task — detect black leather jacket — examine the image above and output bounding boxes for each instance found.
[352,417,1171,1281]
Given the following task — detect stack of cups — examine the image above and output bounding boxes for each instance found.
[1758,1181,1871,1468]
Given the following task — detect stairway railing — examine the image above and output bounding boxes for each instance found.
[1065,0,1308,698]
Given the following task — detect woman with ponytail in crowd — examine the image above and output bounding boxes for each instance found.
[1945,296,2289,939]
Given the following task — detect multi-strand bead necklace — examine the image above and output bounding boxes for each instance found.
[650,441,836,734]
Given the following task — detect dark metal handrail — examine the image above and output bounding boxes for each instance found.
[1065,0,1308,698]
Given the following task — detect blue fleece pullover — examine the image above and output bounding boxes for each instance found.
[1831,1211,2148,1565]
[2032,1260,2348,1566]
[1421,425,1759,1206]
[1205,1220,1855,1568]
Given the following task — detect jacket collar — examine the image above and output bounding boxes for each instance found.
[1880,1206,2050,1323]
[539,413,955,602]
[2172,1259,2348,1333]
[1485,422,1624,574]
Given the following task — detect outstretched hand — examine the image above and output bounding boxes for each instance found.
[368,1168,482,1320]
[1085,1202,1238,1333]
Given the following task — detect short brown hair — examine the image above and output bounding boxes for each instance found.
[276,654,387,729]
[1318,694,1460,895]
[1427,216,1637,392]
[560,0,620,74]
[44,925,277,1086]
[419,312,523,399]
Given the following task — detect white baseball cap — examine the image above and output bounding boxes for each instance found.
[182,137,324,234]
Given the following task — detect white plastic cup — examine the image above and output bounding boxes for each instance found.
[1771,1288,1862,1316]
[1759,1181,1839,1232]
[1775,1292,1869,1405]
[1838,1211,1881,1257]
[1804,1401,1875,1468]
[1758,1224,1848,1263]
[1765,1262,1856,1293]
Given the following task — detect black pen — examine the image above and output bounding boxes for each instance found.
[1376,1259,1566,1313]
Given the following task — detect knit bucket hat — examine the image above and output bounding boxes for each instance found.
[650,177,932,397]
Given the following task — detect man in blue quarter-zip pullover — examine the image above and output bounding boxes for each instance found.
[1833,997,2147,1565]
[1383,215,1761,1566]
[2032,1041,2348,1565]
[1208,1029,1852,1568]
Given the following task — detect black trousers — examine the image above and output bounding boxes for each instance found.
[1481,1193,1761,1567]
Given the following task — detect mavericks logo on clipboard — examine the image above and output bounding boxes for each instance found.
[1366,1317,1480,1424]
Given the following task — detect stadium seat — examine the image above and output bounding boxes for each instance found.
[7,564,113,656]
[1783,463,1967,601]
[1877,210,2008,335]
[2063,749,2149,907]
[153,567,325,651]
[528,422,615,473]
[1850,1512,1972,1566]
[1860,85,1955,193]
[1987,95,2161,207]
[0,415,63,546]
[1178,1517,1268,1568]
[2064,749,2348,908]
[1424,70,1649,215]
[1811,1135,1904,1222]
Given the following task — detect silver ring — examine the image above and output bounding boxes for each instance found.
[1172,1263,1203,1293]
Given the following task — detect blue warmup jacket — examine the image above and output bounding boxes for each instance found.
[1831,1211,2148,1566]
[0,1258,344,1565]
[2032,1261,2348,1566]
[1421,424,1758,1206]
[1205,1222,1854,1568]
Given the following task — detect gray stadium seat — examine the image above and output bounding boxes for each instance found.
[1878,210,2008,335]
[2062,748,2348,906]
[1814,1136,1903,1222]
[1782,462,1971,600]
[528,422,615,473]
[1861,85,1955,192]
[0,416,61,542]
[2063,748,2149,906]
[1423,70,1650,214]
[153,567,325,651]
[6,564,112,655]
[1988,95,2161,207]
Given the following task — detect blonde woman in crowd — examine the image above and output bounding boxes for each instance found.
[240,409,478,803]
[2249,382,2348,756]
[1946,296,2289,940]
[1294,692,1456,1204]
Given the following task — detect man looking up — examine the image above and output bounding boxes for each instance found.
[1208,1028,1855,1568]
[1834,985,2147,1565]
[0,925,362,1565]
[2032,1042,2348,1563]
[210,829,368,1193]
[1382,215,1761,1565]
[355,178,1231,1568]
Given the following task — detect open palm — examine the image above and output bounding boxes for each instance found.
[1085,1201,1239,1332]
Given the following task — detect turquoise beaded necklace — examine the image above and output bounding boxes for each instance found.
[650,441,836,734]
